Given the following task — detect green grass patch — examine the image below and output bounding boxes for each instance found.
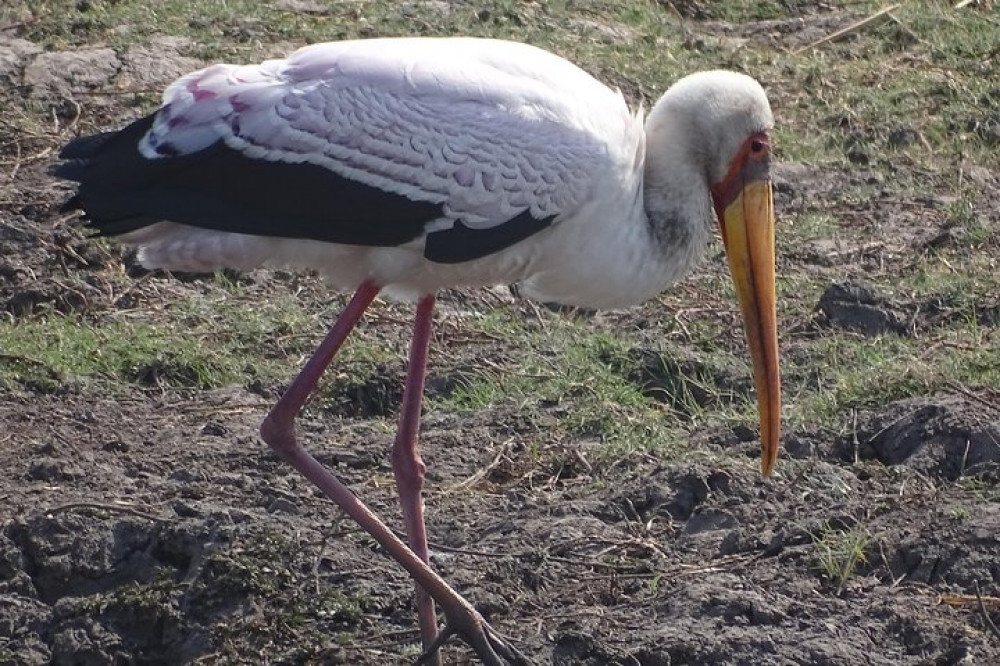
[812,523,873,591]
[787,329,1000,431]
[0,282,375,394]
[778,2,1000,170]
[0,314,240,392]
[431,311,761,460]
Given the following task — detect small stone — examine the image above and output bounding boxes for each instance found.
[0,37,43,82]
[888,128,918,147]
[102,438,129,453]
[26,458,77,482]
[267,497,299,515]
[24,48,121,98]
[172,500,201,518]
[201,421,227,437]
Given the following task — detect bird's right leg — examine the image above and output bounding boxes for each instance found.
[258,281,530,666]
[391,294,439,663]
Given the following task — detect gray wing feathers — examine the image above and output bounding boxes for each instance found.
[144,39,622,233]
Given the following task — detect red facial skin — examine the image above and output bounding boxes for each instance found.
[710,131,772,244]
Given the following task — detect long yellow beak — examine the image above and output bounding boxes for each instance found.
[719,180,781,475]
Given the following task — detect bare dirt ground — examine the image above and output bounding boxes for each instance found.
[2,4,1000,666]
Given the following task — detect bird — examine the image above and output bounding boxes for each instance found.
[54,36,781,666]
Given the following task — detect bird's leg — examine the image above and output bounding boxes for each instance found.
[391,294,439,662]
[259,282,530,666]
[261,281,381,435]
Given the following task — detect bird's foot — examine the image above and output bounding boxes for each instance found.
[416,608,533,666]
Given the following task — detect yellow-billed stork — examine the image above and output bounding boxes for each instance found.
[55,37,781,666]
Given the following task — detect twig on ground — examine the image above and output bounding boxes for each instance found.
[976,581,1000,641]
[442,440,513,494]
[573,554,753,584]
[793,4,901,55]
[0,19,41,32]
[656,1,692,37]
[946,380,1000,411]
[7,138,22,181]
[427,539,652,574]
[44,501,170,523]
[851,408,860,465]
[174,402,272,415]
[70,89,159,97]
[0,352,50,367]
[886,13,924,45]
[938,590,1000,608]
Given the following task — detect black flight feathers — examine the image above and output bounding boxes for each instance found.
[55,112,555,264]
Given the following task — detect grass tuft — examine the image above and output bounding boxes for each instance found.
[812,524,873,591]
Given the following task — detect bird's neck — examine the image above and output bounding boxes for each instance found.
[640,115,714,287]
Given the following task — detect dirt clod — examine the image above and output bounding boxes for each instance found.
[817,280,910,335]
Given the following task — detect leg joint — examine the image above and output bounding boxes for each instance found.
[260,413,295,453]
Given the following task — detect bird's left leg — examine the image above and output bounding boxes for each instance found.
[392,294,440,662]
[261,281,380,439]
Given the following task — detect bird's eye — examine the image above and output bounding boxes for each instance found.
[750,139,765,153]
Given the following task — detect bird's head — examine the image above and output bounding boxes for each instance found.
[650,71,781,475]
